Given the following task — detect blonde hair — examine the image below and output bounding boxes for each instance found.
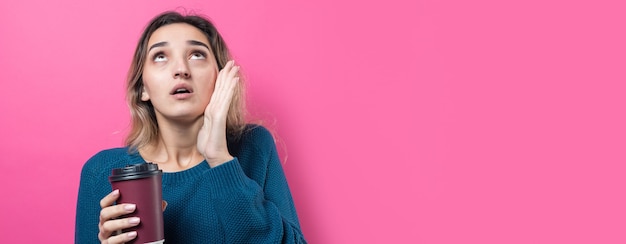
[125,11,247,150]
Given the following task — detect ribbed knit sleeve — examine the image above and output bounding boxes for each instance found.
[75,148,141,244]
[206,126,306,243]
[75,158,101,244]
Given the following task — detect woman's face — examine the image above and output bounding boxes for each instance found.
[141,23,218,121]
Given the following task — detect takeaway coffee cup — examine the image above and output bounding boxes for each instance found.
[109,163,164,244]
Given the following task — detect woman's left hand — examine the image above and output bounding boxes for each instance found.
[197,60,239,167]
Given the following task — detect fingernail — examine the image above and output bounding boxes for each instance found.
[112,189,119,195]
[127,231,137,238]
[124,204,136,211]
[129,217,140,224]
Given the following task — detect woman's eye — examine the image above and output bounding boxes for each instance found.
[190,52,205,60]
[154,54,167,62]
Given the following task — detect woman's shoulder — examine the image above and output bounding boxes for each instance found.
[82,147,137,173]
[242,124,273,138]
[238,124,276,147]
[89,147,133,161]
[228,124,278,157]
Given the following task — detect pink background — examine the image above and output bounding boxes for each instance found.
[0,0,625,243]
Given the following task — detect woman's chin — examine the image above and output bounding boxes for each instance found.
[157,111,204,124]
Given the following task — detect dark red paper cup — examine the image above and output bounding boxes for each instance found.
[109,163,164,244]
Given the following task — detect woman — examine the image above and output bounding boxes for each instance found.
[75,11,306,243]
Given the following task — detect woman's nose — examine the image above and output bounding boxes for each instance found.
[174,70,191,78]
[173,61,191,78]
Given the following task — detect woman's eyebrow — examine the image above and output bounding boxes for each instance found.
[187,40,210,50]
[148,41,168,52]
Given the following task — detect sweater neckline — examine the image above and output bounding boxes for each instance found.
[126,148,211,185]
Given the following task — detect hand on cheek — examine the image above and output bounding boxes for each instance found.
[197,60,239,167]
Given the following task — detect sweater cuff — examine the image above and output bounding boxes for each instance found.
[205,158,257,198]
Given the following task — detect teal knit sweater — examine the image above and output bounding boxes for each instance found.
[75,125,306,243]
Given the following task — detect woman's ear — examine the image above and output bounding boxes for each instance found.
[141,86,150,101]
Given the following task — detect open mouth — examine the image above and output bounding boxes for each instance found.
[172,88,191,95]
[170,85,193,95]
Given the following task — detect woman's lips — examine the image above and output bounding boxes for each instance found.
[170,84,193,94]
[172,92,193,99]
[170,84,194,99]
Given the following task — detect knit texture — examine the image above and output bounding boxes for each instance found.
[75,125,306,243]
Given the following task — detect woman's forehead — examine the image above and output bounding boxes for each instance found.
[147,23,210,48]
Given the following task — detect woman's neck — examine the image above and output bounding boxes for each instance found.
[139,115,205,172]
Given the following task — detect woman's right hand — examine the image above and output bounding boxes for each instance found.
[98,189,140,243]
